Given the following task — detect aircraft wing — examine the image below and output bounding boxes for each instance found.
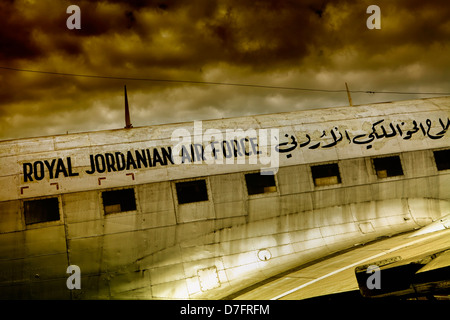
[231,221,450,301]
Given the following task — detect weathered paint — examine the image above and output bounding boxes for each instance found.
[0,97,449,299]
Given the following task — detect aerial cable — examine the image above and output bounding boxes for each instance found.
[1,66,449,96]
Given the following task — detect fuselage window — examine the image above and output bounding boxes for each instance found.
[245,172,277,195]
[175,179,209,204]
[433,149,450,171]
[102,188,137,214]
[311,163,342,186]
[24,197,60,225]
[372,156,404,178]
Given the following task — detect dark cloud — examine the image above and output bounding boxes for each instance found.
[0,0,449,139]
[0,1,42,60]
[2,0,449,66]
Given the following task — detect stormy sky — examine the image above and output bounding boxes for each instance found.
[1,0,450,140]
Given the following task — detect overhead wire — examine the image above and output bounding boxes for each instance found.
[1,66,450,96]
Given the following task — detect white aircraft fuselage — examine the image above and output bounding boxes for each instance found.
[0,96,449,299]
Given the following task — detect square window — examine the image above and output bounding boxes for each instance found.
[24,198,60,225]
[311,163,341,186]
[433,149,450,171]
[373,156,403,178]
[176,179,208,204]
[245,172,277,195]
[102,189,136,214]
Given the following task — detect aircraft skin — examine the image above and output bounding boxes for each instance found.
[0,96,449,299]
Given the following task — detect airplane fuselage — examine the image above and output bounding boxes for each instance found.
[0,97,449,299]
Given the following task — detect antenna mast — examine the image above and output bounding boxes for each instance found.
[345,82,353,107]
[124,85,133,129]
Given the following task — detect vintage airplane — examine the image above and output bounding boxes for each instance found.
[0,94,449,299]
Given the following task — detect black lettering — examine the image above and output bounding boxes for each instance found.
[190,144,196,162]
[146,149,153,167]
[161,147,174,165]
[222,141,232,159]
[86,154,96,174]
[67,157,79,177]
[152,148,164,166]
[193,144,205,162]
[233,139,243,157]
[249,137,261,154]
[44,159,56,179]
[240,138,251,156]
[105,153,116,172]
[135,150,148,168]
[34,161,45,181]
[126,150,137,170]
[95,154,106,173]
[419,122,427,136]
[210,141,219,159]
[23,162,33,182]
[181,145,192,163]
[55,158,68,178]
[115,152,126,171]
